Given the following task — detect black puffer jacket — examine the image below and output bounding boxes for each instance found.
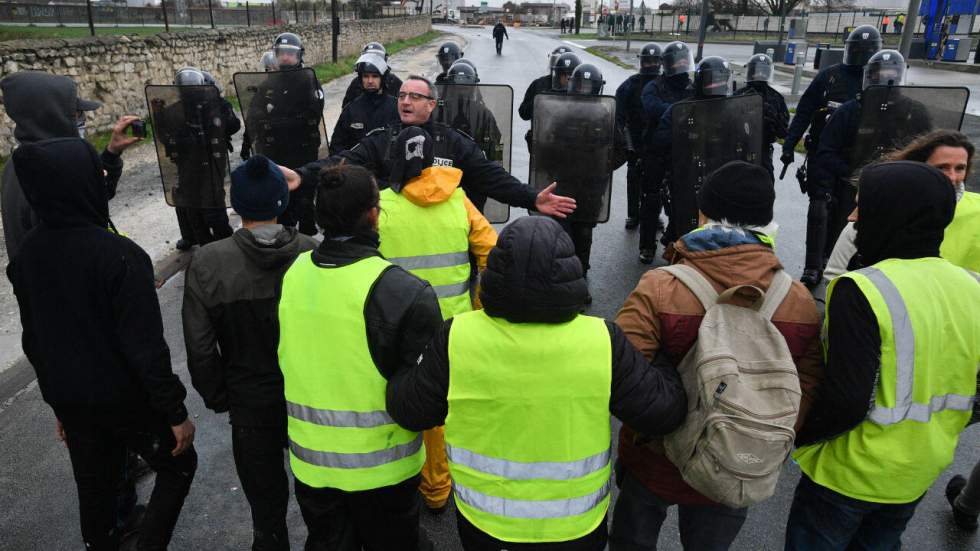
[1,71,124,261]
[7,138,188,425]
[182,224,317,427]
[386,216,687,433]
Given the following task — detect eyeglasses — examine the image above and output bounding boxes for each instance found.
[397,91,434,102]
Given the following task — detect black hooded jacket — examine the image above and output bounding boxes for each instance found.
[6,138,188,425]
[1,72,124,261]
[796,162,959,445]
[182,225,317,427]
[386,217,687,433]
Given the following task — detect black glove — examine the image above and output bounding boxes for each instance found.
[780,149,795,166]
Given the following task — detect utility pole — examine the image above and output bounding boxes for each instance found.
[207,0,215,28]
[626,0,633,52]
[161,0,170,32]
[695,0,709,62]
[899,0,922,60]
[85,0,95,36]
[331,0,338,62]
[776,0,786,45]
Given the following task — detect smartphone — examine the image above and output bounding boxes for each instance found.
[129,119,147,138]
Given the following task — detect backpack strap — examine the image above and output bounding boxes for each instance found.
[758,270,794,321]
[659,264,718,311]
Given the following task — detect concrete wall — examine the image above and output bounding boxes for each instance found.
[0,15,431,156]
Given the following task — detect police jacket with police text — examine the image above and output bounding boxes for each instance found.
[300,120,538,212]
[386,216,687,434]
[784,63,863,152]
[329,92,399,156]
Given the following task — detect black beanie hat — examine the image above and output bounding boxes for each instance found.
[697,160,775,226]
[231,155,289,221]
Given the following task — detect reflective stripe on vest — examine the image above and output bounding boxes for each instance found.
[940,191,980,273]
[278,252,425,491]
[446,310,612,543]
[794,257,980,503]
[378,176,472,320]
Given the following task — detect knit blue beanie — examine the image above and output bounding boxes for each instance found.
[231,155,289,221]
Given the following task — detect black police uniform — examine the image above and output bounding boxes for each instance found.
[341,72,403,109]
[519,74,553,151]
[329,92,399,155]
[299,120,538,213]
[735,81,789,180]
[615,72,659,224]
[639,74,693,252]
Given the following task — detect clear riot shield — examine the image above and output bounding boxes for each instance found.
[433,83,514,223]
[233,68,328,168]
[851,85,969,171]
[670,94,764,237]
[145,84,232,209]
[529,93,616,224]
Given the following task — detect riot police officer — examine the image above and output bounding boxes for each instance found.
[810,50,934,283]
[521,51,581,152]
[330,53,398,155]
[782,24,881,286]
[518,46,573,125]
[638,41,694,263]
[342,42,402,108]
[615,42,661,229]
[434,42,464,84]
[735,54,789,181]
[273,32,304,70]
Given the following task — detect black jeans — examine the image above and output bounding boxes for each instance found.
[784,475,922,551]
[639,155,666,251]
[60,412,197,551]
[495,38,504,54]
[609,470,747,551]
[232,424,290,551]
[294,473,423,551]
[456,508,607,550]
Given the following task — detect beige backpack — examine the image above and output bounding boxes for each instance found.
[659,264,801,509]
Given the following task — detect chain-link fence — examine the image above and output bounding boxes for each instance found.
[0,1,415,31]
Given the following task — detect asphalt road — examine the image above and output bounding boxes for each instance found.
[0,24,978,551]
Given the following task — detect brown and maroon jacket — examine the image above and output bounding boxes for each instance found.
[615,228,823,505]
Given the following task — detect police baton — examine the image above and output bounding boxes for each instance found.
[779,161,790,180]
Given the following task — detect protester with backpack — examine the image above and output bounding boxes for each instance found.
[786,162,980,550]
[610,161,823,550]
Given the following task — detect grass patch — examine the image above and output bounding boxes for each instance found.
[312,30,442,85]
[0,24,208,42]
[585,46,632,70]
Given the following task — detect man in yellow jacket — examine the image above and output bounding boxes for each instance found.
[377,126,498,513]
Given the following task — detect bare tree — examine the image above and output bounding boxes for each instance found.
[751,0,805,15]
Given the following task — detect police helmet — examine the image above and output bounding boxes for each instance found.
[273,32,304,69]
[437,42,463,72]
[355,52,389,77]
[259,51,278,72]
[551,52,581,91]
[174,67,206,86]
[200,70,220,93]
[862,49,906,89]
[549,45,574,71]
[745,53,774,83]
[362,41,388,60]
[844,25,883,67]
[447,60,479,84]
[693,56,732,98]
[568,63,604,96]
[661,41,694,78]
[638,43,663,75]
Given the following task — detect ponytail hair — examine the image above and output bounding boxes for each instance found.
[314,163,379,237]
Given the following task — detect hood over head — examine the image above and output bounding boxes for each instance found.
[12,137,110,229]
[480,217,588,323]
[2,71,100,143]
[855,161,955,265]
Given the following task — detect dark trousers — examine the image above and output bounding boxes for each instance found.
[626,158,642,221]
[176,206,233,246]
[279,187,317,236]
[60,412,197,551]
[784,475,922,551]
[456,508,607,550]
[559,219,596,274]
[294,473,423,551]
[609,470,747,551]
[232,425,290,551]
[639,157,666,251]
[495,38,504,54]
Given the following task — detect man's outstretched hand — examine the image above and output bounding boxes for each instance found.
[535,182,576,219]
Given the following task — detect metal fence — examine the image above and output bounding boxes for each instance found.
[0,1,414,30]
